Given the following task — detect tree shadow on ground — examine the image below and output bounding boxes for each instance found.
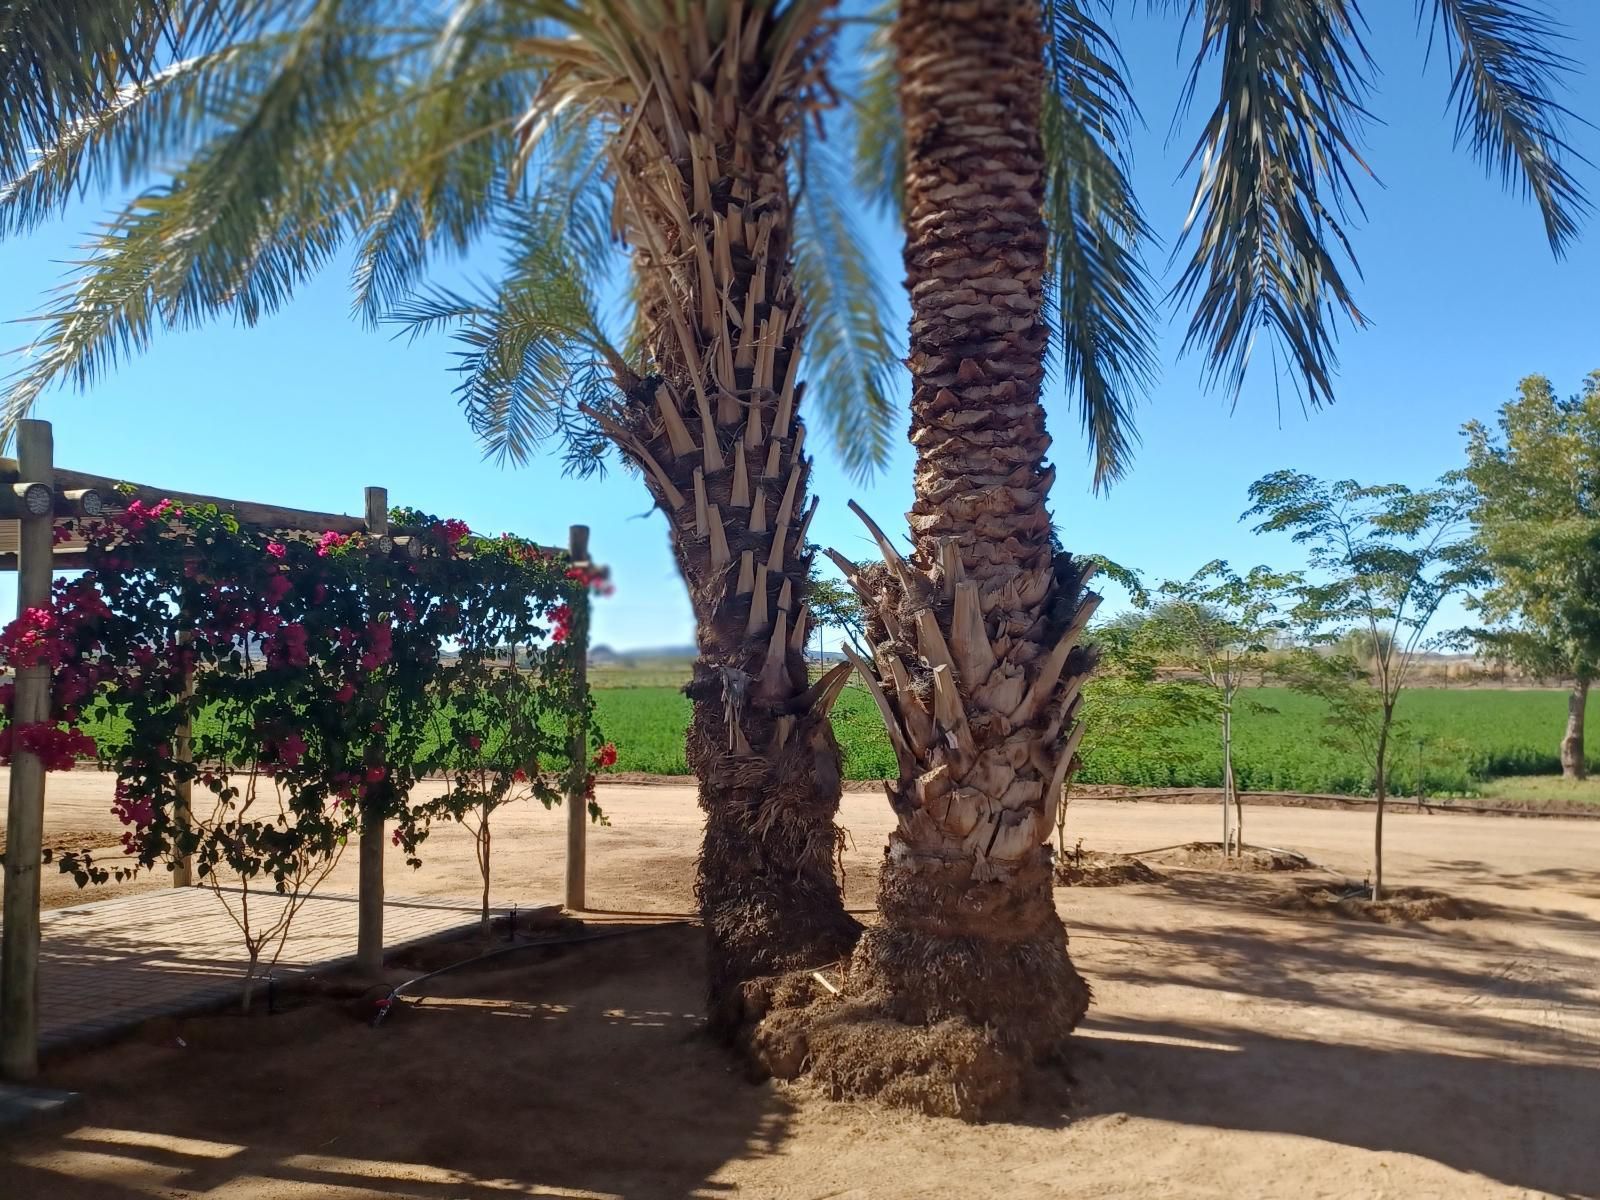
[1424,858,1600,902]
[1068,1014,1600,1199]
[0,924,785,1200]
[1073,869,1600,1059]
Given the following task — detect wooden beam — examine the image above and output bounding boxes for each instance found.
[172,631,195,889]
[565,524,592,912]
[0,458,370,534]
[357,487,388,978]
[1,420,53,1080]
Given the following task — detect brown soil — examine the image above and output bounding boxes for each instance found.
[4,772,1600,1196]
[1278,882,1482,925]
[1147,841,1318,873]
[1055,851,1166,887]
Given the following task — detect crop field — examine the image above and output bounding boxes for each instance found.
[66,675,1598,797]
[590,682,1600,795]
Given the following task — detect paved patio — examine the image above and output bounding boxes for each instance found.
[3,886,529,1052]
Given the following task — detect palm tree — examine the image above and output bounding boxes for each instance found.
[0,1,226,181]
[756,0,1590,1117]
[0,0,899,1030]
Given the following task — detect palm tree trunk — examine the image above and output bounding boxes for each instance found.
[590,13,858,1035]
[755,0,1091,1117]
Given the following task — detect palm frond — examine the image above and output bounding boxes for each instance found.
[847,0,902,215]
[1418,0,1591,254]
[1043,0,1158,490]
[1,1,418,434]
[0,0,258,181]
[793,129,900,483]
[347,2,548,324]
[384,188,625,468]
[1170,0,1376,411]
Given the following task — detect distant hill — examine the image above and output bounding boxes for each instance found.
[590,644,696,664]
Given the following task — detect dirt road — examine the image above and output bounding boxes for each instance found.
[2,770,1598,1197]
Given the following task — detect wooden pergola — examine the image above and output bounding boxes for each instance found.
[0,420,595,1080]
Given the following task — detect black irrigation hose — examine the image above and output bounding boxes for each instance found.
[370,920,691,1028]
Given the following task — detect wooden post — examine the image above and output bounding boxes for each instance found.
[564,525,591,912]
[357,487,387,975]
[2,419,54,1080]
[172,631,195,887]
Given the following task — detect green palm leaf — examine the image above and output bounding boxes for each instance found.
[1419,0,1591,254]
[0,0,248,181]
[1169,0,1376,410]
[847,0,901,215]
[1042,0,1158,490]
[793,128,900,483]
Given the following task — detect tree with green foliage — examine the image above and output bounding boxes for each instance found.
[1248,472,1485,899]
[1462,372,1600,779]
[1137,562,1299,855]
[805,567,867,661]
[1056,622,1214,857]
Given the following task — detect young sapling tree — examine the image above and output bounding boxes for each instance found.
[1248,472,1484,900]
[1137,562,1298,855]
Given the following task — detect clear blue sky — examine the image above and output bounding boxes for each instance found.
[3,3,1598,649]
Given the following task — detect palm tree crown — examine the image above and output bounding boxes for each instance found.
[0,0,899,479]
[0,0,1589,482]
[849,0,1590,485]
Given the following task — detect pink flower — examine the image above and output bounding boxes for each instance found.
[316,531,350,558]
[266,541,288,560]
[278,733,307,767]
[335,682,356,703]
[365,766,386,784]
[468,735,482,750]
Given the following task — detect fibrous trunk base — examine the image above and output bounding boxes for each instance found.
[747,851,1089,1119]
[692,694,861,1039]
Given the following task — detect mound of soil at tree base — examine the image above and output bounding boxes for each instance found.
[1145,842,1317,873]
[1054,851,1165,887]
[1277,882,1481,924]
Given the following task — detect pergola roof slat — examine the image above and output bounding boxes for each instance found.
[0,458,564,570]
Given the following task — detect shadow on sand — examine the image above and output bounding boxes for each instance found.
[1,925,786,1200]
[1070,1014,1600,1199]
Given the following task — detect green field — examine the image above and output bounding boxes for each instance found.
[591,683,1599,796]
[68,675,1598,797]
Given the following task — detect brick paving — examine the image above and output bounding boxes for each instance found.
[4,887,515,1051]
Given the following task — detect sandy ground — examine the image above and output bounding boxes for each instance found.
[3,770,1600,1198]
